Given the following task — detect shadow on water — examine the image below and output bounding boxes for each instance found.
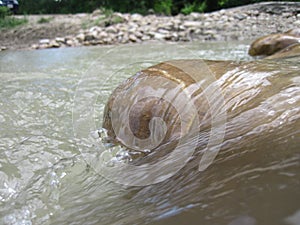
[0,41,299,225]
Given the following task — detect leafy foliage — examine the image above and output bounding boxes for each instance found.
[154,0,172,15]
[81,8,124,29]
[37,17,52,24]
[181,1,207,15]
[0,6,27,29]
[0,6,10,18]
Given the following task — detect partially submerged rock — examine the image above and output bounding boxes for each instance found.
[102,35,300,161]
[266,43,300,60]
[248,29,300,57]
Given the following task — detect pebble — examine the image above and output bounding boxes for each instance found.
[39,39,50,44]
[76,33,85,42]
[294,20,300,26]
[129,34,138,42]
[49,40,59,47]
[106,26,117,33]
[183,21,202,27]
[55,37,65,43]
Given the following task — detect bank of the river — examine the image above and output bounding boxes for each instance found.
[0,2,300,51]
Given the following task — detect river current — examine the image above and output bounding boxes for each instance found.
[0,41,299,225]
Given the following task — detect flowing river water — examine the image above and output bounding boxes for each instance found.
[0,41,299,225]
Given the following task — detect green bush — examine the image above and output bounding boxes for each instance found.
[0,17,27,29]
[154,0,173,15]
[0,6,10,18]
[181,1,207,15]
[37,17,52,24]
[181,3,195,15]
[81,8,124,29]
[0,7,27,29]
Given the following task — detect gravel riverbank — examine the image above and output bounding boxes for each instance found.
[0,2,300,50]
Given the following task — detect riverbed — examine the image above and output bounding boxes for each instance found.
[0,41,299,225]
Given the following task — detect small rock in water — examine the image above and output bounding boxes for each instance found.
[55,37,65,43]
[141,149,151,153]
[76,33,85,42]
[97,128,108,139]
[66,39,74,46]
[129,34,138,42]
[141,35,150,41]
[49,40,60,48]
[84,31,97,41]
[115,149,132,162]
[153,32,166,40]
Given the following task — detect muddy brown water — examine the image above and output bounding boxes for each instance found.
[0,41,299,225]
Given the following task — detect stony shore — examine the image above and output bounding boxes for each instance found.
[1,2,300,50]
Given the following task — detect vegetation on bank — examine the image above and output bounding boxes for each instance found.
[0,6,27,29]
[18,0,300,15]
[81,8,125,29]
[37,17,52,24]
